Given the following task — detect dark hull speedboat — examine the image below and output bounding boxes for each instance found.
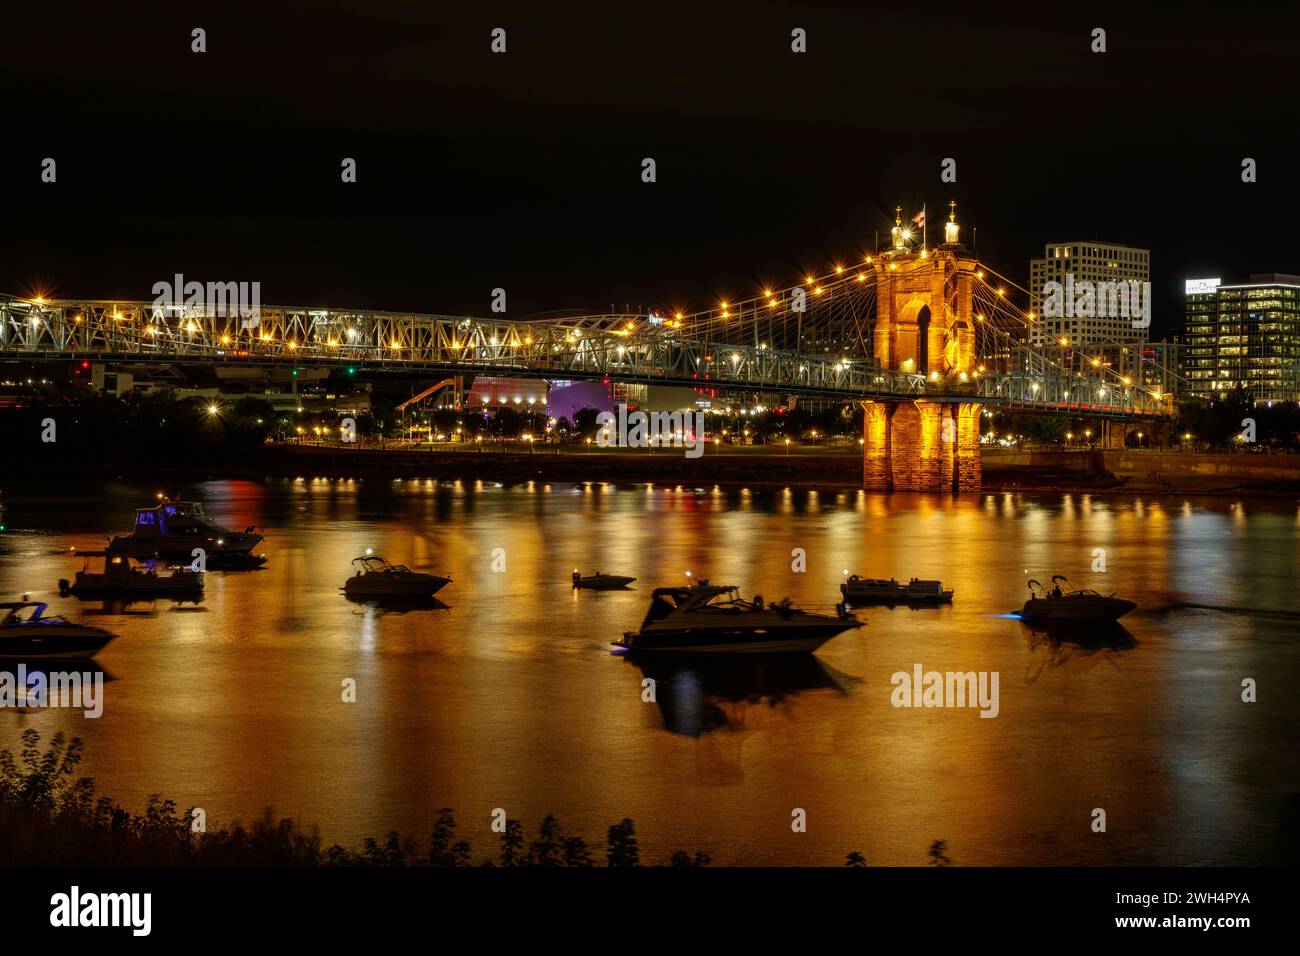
[616,581,862,655]
[1020,596,1136,623]
[343,555,451,599]
[0,602,116,661]
[572,571,636,590]
[1018,576,1136,624]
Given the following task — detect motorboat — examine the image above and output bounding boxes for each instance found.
[59,552,203,601]
[343,556,451,599]
[615,580,862,654]
[1018,576,1136,623]
[572,569,636,590]
[0,601,116,660]
[841,575,953,605]
[106,496,265,568]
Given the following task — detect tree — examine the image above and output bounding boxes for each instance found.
[563,835,595,866]
[227,397,276,447]
[606,818,640,866]
[428,808,471,866]
[668,849,711,867]
[358,397,397,439]
[488,407,522,438]
[573,407,603,440]
[430,407,463,437]
[845,851,868,867]
[928,839,953,866]
[1023,414,1067,444]
[497,818,525,866]
[529,814,564,867]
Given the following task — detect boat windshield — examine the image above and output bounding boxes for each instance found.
[640,589,689,628]
[0,604,66,625]
[692,589,754,612]
[353,556,409,573]
[640,586,756,628]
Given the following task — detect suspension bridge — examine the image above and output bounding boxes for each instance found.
[0,207,1178,490]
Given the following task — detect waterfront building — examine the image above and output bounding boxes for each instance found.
[1029,240,1150,348]
[1183,274,1300,402]
[1077,340,1184,397]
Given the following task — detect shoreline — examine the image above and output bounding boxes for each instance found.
[5,445,1299,498]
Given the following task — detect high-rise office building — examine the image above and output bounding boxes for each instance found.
[1084,340,1185,397]
[1029,241,1150,348]
[1184,274,1300,402]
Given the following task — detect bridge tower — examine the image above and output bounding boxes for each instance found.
[861,203,985,492]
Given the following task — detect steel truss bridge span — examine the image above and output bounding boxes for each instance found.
[0,292,1170,419]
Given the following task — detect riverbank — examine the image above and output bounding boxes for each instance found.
[0,729,888,867]
[6,444,1299,497]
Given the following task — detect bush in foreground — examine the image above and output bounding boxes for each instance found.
[2,730,940,867]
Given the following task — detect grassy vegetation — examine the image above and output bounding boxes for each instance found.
[1,730,934,867]
[0,730,710,867]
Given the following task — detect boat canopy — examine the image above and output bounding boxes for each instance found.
[639,584,740,629]
[0,602,65,625]
[351,555,411,573]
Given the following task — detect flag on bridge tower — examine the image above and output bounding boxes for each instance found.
[912,205,926,249]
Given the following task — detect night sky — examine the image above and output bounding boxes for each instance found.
[4,1,1299,339]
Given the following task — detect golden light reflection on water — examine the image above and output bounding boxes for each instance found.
[0,479,1297,865]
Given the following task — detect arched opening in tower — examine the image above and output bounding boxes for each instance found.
[916,305,931,371]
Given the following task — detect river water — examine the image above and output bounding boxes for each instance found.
[1,478,1296,865]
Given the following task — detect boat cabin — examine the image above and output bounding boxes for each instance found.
[637,583,745,629]
[907,579,946,594]
[131,499,226,539]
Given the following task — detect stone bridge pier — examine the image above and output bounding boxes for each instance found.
[861,399,983,492]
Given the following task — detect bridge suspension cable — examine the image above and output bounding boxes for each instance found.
[971,264,1188,401]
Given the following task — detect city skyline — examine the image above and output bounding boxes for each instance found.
[2,3,1297,339]
[1,1,1295,936]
